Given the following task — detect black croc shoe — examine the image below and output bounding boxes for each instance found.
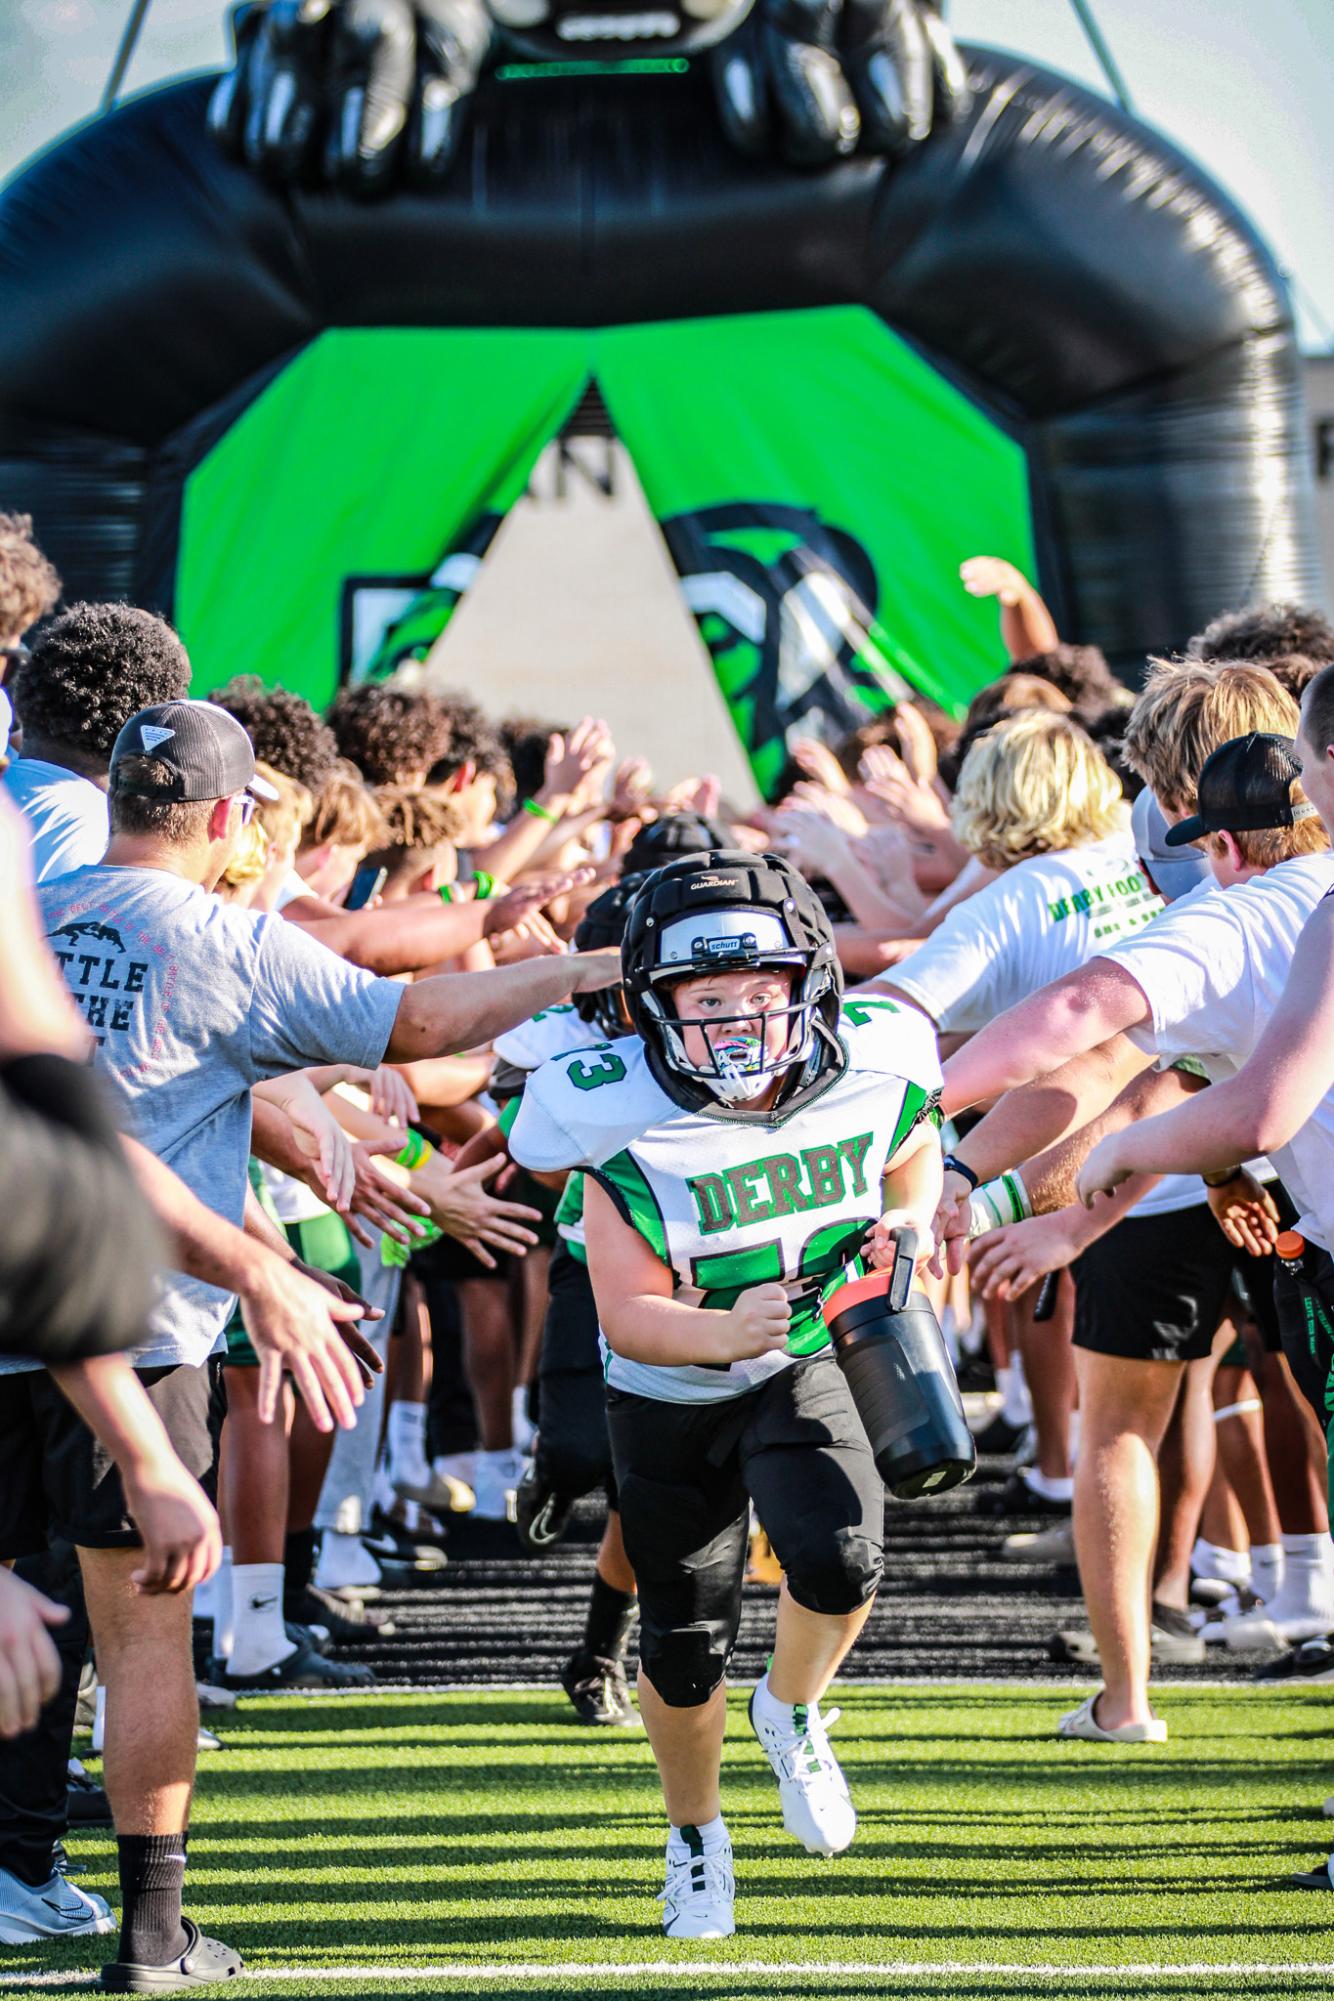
[99,1916,242,1990]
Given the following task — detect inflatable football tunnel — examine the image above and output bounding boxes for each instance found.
[0,51,1322,794]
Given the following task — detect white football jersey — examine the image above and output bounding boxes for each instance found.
[493,1004,602,1254]
[511,998,943,1403]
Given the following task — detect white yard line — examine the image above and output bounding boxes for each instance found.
[8,1962,1334,1989]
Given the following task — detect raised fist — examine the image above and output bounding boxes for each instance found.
[710,0,970,167]
[209,0,492,193]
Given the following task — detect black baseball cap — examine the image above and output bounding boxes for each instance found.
[1164,731,1316,847]
[110,700,280,804]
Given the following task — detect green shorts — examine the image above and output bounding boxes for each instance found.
[224,1211,361,1368]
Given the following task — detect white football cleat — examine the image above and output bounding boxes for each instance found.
[749,1688,856,1857]
[658,1831,735,1939]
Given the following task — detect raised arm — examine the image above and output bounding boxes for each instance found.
[1080,897,1334,1196]
[385,948,620,1062]
[940,959,1152,1116]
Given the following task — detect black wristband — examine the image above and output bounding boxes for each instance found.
[942,1153,980,1191]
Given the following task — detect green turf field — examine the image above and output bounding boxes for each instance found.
[7,1684,1331,1998]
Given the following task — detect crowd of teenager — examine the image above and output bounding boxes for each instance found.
[4,500,1334,1973]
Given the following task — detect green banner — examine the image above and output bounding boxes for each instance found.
[178,328,589,709]
[175,310,1033,789]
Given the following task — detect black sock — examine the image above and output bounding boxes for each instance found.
[582,1573,637,1664]
[283,1527,317,1615]
[116,1832,188,1966]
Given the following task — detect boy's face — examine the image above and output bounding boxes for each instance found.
[1296,696,1334,835]
[666,965,796,1100]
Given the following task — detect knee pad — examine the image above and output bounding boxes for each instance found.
[786,1526,883,1618]
[639,1626,729,1709]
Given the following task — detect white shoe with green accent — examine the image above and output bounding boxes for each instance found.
[748,1687,856,1857]
[659,1829,735,1939]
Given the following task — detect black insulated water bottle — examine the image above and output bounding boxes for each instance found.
[823,1232,976,1500]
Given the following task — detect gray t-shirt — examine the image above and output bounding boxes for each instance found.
[18,865,403,1371]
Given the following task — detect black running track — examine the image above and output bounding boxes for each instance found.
[336,1461,1252,1686]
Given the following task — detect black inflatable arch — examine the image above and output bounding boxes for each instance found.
[0,50,1322,691]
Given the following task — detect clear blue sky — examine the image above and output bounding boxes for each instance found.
[3,0,1331,350]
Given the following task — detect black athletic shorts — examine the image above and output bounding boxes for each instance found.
[1073,1203,1235,1365]
[607,1354,884,1708]
[1272,1242,1334,1438]
[535,1244,615,1506]
[0,1358,224,1559]
[1224,1176,1296,1352]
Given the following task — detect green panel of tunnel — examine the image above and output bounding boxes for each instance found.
[596,308,1035,797]
[174,313,1033,786]
[177,328,590,710]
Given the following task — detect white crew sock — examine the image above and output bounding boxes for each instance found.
[315,1529,382,1591]
[1192,1537,1251,1587]
[997,1361,1032,1428]
[211,1546,234,1662]
[387,1401,430,1484]
[668,1812,728,1858]
[512,1385,535,1451]
[227,1563,295,1676]
[1269,1533,1334,1620]
[1251,1543,1284,1605]
[1021,1467,1074,1504]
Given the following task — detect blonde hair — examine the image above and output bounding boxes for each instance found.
[1122,660,1298,815]
[219,813,270,891]
[1206,817,1330,872]
[951,710,1123,870]
[301,758,385,853]
[253,759,312,854]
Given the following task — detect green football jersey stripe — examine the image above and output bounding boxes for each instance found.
[591,1150,670,1264]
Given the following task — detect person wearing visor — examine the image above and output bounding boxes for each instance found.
[511,850,944,1940]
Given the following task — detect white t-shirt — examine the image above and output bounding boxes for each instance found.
[1100,853,1334,1250]
[889,833,1197,1217]
[890,835,1161,1036]
[2,756,108,882]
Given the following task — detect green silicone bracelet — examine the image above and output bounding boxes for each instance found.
[437,883,454,905]
[522,796,558,823]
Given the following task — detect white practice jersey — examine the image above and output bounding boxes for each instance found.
[511,998,943,1403]
[493,1003,602,1256]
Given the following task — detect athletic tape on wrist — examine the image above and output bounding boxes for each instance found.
[968,1171,1033,1238]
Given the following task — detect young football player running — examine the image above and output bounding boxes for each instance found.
[511,851,944,1940]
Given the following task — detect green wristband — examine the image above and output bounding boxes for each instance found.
[438,883,454,905]
[395,1129,429,1172]
[472,869,496,901]
[522,796,558,823]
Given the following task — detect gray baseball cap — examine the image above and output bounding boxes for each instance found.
[110,700,279,804]
[1131,786,1210,904]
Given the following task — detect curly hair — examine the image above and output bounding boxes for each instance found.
[428,691,515,817]
[12,602,189,762]
[211,677,339,794]
[500,714,565,804]
[1189,602,1334,667]
[0,514,60,642]
[951,710,1123,870]
[327,683,453,787]
[1009,643,1119,710]
[301,760,385,854]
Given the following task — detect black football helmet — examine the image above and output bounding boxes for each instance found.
[571,873,644,1041]
[622,849,845,1124]
[621,811,730,879]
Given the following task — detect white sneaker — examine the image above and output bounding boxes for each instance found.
[0,1864,115,1942]
[659,1833,735,1939]
[1057,1692,1167,1743]
[1002,1522,1076,1566]
[1222,1600,1334,1652]
[471,1450,521,1522]
[748,1688,856,1857]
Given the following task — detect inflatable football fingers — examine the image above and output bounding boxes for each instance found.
[325,0,418,191]
[209,0,331,180]
[407,0,492,186]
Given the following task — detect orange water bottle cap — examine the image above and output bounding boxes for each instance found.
[1275,1230,1306,1261]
